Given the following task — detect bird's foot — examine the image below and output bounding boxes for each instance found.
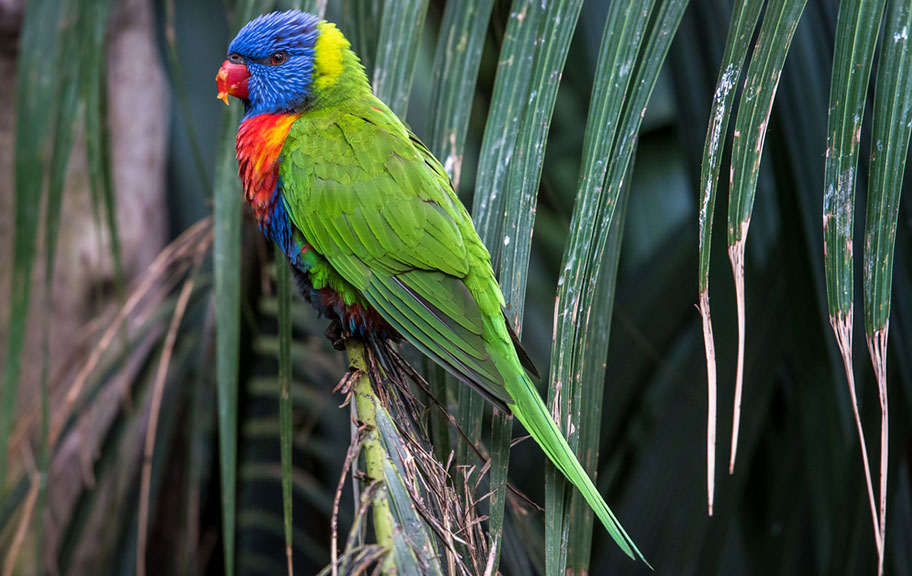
[334,367,358,406]
[325,319,348,351]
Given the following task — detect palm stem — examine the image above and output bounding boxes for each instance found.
[346,340,395,572]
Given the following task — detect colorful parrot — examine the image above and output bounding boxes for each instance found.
[217,10,645,563]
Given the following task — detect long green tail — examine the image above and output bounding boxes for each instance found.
[510,373,648,564]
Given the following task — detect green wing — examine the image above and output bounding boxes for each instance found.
[280,96,513,407]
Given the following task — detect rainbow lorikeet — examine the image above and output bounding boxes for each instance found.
[217,10,645,562]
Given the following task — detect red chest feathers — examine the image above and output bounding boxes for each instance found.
[235,113,301,225]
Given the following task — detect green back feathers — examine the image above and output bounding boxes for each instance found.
[280,97,514,407]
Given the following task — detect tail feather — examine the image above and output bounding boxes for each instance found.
[510,374,648,565]
[503,312,540,379]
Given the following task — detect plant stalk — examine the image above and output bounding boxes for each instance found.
[346,340,395,571]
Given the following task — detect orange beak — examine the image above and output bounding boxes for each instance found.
[216,60,250,106]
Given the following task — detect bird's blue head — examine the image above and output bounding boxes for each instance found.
[217,10,320,117]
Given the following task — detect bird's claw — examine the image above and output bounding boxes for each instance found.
[325,319,347,351]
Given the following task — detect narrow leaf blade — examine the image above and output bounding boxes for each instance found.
[373,0,430,117]
[1,0,64,488]
[822,1,886,568]
[726,0,808,473]
[695,0,764,515]
[214,106,243,576]
[863,0,911,571]
[276,252,294,576]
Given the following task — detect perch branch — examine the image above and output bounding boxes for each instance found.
[346,339,395,573]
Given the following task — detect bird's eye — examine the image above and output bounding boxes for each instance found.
[270,51,287,65]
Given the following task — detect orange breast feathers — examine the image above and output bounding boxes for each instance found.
[235,113,300,225]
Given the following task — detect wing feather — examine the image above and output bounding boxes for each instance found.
[281,97,513,406]
[361,278,510,408]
